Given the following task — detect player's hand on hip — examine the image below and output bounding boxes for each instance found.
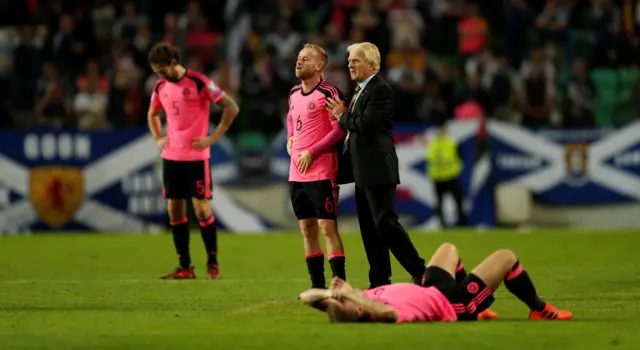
[191,136,215,150]
[325,98,346,119]
[297,150,313,174]
[155,137,168,149]
[287,137,294,156]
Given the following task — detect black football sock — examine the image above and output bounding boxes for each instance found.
[455,259,467,284]
[328,253,346,280]
[199,215,218,265]
[171,219,191,269]
[305,252,326,288]
[504,260,546,311]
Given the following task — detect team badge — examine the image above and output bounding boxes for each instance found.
[306,101,317,113]
[207,81,217,91]
[564,142,589,187]
[29,166,84,228]
[183,88,191,96]
[466,281,479,294]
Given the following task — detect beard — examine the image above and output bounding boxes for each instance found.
[164,74,180,83]
[296,68,314,80]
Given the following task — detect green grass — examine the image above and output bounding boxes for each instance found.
[1,230,639,349]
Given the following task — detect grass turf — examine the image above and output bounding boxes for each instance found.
[0,230,639,349]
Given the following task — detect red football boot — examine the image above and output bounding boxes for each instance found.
[207,264,220,279]
[477,309,499,320]
[160,266,196,279]
[529,304,573,321]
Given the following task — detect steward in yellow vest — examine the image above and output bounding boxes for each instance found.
[426,126,467,227]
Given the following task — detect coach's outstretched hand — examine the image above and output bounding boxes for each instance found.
[155,137,168,149]
[191,136,215,150]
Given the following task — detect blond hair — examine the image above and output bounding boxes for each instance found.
[347,42,381,73]
[304,43,328,69]
[327,303,358,323]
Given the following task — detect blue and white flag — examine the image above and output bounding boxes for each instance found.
[489,121,640,204]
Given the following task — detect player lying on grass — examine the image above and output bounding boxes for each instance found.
[299,243,573,323]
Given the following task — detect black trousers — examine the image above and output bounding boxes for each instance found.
[434,178,468,227]
[355,184,426,288]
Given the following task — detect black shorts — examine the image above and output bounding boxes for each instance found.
[423,266,495,321]
[162,159,213,200]
[289,180,339,220]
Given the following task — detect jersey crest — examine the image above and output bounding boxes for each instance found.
[306,101,317,113]
[29,166,84,229]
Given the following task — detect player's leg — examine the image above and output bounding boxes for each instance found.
[161,160,195,279]
[425,242,459,277]
[291,182,326,288]
[314,181,346,281]
[424,243,498,320]
[190,160,219,279]
[468,249,572,320]
[300,218,326,288]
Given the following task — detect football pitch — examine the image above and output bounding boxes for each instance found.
[1,229,639,349]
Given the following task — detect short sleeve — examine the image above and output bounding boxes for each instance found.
[150,81,164,110]
[150,91,162,110]
[200,76,226,103]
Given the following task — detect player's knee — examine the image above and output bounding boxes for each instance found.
[192,200,212,221]
[299,219,319,236]
[318,219,338,238]
[193,208,211,221]
[167,200,186,221]
[494,249,518,266]
[439,242,458,255]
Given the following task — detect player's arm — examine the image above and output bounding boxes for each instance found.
[287,99,294,156]
[148,106,162,139]
[147,89,165,147]
[339,86,391,134]
[208,94,239,145]
[299,289,342,312]
[200,79,239,146]
[308,113,346,158]
[340,290,397,323]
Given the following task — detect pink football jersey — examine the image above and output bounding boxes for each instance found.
[288,80,345,182]
[363,283,457,323]
[150,70,226,161]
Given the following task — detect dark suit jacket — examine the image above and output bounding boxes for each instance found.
[337,74,400,187]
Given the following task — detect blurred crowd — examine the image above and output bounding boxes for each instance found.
[1,0,640,137]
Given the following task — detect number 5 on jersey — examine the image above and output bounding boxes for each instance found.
[172,101,179,116]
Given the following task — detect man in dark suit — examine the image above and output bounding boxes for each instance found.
[325,42,426,288]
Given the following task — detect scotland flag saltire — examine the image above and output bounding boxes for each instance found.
[0,128,272,233]
[489,121,640,204]
[271,119,495,229]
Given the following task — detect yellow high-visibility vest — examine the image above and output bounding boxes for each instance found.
[426,135,462,181]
